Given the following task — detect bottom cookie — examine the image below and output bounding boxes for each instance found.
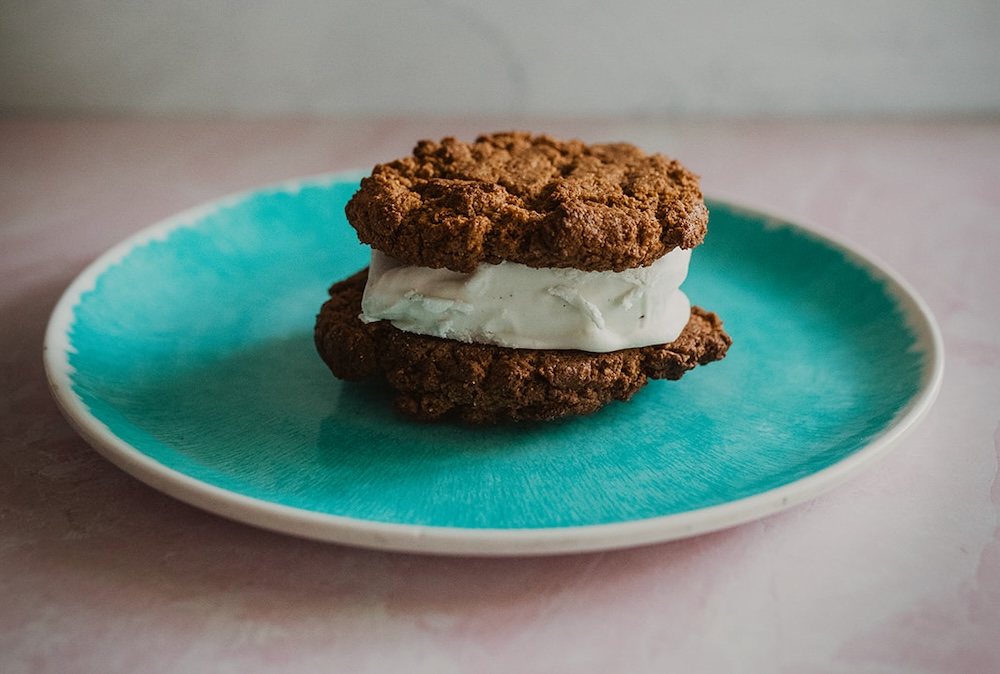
[315,269,731,424]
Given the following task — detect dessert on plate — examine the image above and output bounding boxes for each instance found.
[315,131,731,423]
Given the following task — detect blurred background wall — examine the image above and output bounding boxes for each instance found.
[1,0,998,118]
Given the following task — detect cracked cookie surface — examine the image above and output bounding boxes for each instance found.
[315,269,731,424]
[345,131,709,273]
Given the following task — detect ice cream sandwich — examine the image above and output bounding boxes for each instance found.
[315,132,731,423]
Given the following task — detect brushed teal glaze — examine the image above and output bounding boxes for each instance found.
[68,179,926,529]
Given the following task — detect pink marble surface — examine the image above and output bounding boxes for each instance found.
[1,117,998,673]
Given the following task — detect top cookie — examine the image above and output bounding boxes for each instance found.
[344,131,708,273]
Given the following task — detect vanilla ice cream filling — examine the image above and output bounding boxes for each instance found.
[359,248,693,353]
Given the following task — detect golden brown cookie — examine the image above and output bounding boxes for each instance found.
[344,131,708,273]
[315,269,731,424]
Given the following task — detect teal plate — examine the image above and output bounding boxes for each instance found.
[45,173,943,555]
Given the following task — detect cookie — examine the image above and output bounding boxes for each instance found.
[344,131,708,273]
[317,132,730,424]
[315,269,731,424]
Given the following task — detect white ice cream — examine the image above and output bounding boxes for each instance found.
[359,248,693,352]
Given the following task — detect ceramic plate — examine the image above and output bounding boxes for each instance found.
[44,173,943,556]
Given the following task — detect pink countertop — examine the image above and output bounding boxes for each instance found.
[2,117,998,673]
